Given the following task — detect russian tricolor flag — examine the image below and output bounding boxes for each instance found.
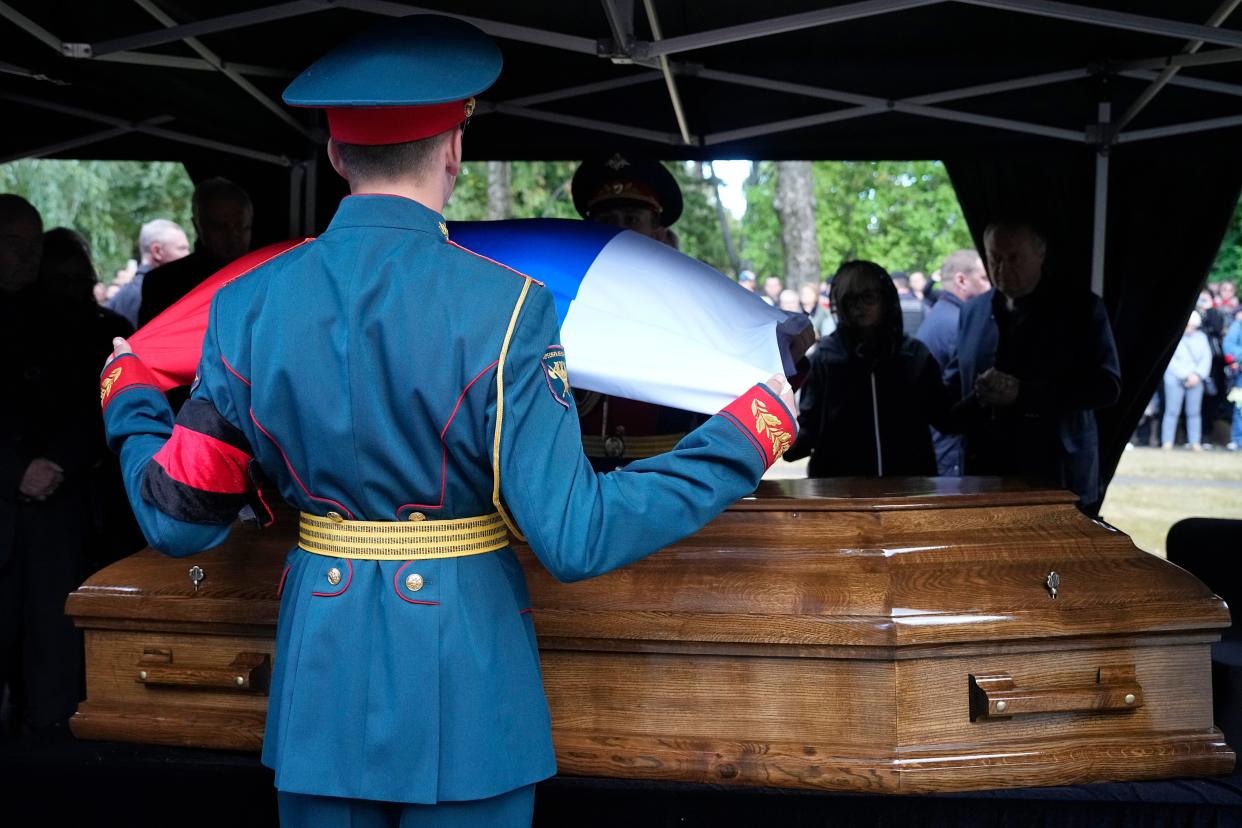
[129,220,811,414]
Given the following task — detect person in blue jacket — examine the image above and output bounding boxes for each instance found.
[98,16,797,828]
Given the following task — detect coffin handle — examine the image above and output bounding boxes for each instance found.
[969,665,1143,721]
[136,651,270,694]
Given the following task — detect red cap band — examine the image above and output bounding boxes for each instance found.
[326,99,471,145]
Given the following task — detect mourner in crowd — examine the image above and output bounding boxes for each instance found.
[914,248,991,475]
[98,17,797,826]
[107,218,190,328]
[1222,306,1242,451]
[1161,311,1214,451]
[137,178,252,326]
[785,260,953,478]
[0,198,103,741]
[946,219,1120,514]
[571,151,707,470]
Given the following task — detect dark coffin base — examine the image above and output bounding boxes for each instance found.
[2,738,1241,828]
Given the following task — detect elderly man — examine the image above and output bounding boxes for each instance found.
[107,218,189,327]
[915,248,991,475]
[947,220,1120,513]
[137,178,252,326]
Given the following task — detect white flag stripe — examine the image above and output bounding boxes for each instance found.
[562,230,790,414]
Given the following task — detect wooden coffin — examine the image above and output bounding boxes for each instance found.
[67,477,1234,793]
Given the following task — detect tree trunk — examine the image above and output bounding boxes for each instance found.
[702,162,742,277]
[774,161,822,291]
[486,161,512,220]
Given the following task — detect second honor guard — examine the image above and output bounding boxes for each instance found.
[99,15,798,828]
[571,153,708,470]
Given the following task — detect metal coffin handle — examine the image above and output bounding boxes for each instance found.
[135,649,270,694]
[969,665,1143,721]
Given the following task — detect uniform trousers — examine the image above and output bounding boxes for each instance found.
[277,784,535,827]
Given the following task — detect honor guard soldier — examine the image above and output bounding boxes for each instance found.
[99,16,797,828]
[571,153,708,470]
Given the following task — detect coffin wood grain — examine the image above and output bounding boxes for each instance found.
[67,477,1234,792]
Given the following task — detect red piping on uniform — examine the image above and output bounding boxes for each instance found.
[393,561,440,606]
[250,408,355,519]
[446,240,544,286]
[518,608,533,616]
[276,565,290,597]
[220,355,252,386]
[312,558,351,598]
[397,360,498,517]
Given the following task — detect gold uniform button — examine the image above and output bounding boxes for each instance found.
[326,567,342,586]
[326,511,344,523]
[405,573,425,592]
[408,511,426,522]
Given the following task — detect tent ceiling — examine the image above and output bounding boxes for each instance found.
[2,0,1240,164]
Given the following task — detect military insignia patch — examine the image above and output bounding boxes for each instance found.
[541,346,572,408]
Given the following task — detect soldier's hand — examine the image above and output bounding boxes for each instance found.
[103,336,133,371]
[763,373,798,434]
[20,458,64,500]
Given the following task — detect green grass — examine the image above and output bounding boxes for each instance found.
[1101,447,1242,557]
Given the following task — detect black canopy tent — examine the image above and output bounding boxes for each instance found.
[3,0,1241,499]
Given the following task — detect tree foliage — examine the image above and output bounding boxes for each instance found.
[741,160,974,283]
[1,159,195,283]
[446,160,737,274]
[1208,195,1241,288]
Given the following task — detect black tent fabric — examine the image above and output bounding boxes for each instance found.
[3,0,1242,497]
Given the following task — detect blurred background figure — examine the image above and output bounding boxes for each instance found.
[1162,311,1213,451]
[138,178,251,326]
[107,218,189,328]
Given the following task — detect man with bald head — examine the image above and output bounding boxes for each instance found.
[138,178,252,326]
[108,218,190,327]
[915,248,990,475]
[947,220,1120,513]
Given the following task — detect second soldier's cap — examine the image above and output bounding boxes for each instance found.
[572,152,684,227]
[283,15,502,146]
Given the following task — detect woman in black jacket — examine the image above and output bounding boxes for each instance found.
[785,260,954,477]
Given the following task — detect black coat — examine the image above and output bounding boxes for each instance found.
[786,330,954,478]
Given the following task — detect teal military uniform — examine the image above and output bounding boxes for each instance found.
[101,195,795,808]
[99,14,797,826]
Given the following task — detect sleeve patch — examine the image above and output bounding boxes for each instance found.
[719,384,797,468]
[100,354,161,412]
[540,345,572,409]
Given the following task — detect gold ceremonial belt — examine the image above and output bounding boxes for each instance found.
[580,433,685,460]
[298,512,509,560]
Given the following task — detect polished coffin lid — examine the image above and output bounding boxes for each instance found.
[68,477,1231,649]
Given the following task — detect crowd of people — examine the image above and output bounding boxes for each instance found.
[1132,282,1242,452]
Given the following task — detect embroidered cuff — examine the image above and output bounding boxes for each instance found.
[100,353,162,413]
[719,383,797,468]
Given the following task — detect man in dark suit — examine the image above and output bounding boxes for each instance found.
[947,220,1120,513]
[915,248,990,475]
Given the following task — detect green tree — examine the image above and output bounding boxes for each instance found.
[741,160,974,283]
[1208,194,1241,289]
[1,159,195,283]
[446,160,738,274]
